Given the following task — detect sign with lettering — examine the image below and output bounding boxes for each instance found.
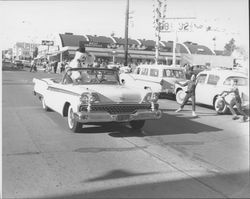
[42,40,54,46]
[161,21,195,32]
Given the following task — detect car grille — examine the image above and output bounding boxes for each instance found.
[79,103,159,114]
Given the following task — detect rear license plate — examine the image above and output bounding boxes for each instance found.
[117,115,130,121]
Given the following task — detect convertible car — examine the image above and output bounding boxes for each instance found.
[33,68,162,132]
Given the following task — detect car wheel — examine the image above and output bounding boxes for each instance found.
[129,120,145,130]
[41,97,50,111]
[214,97,228,114]
[67,105,82,132]
[176,90,186,104]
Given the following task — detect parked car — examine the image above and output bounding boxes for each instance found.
[13,60,24,69]
[33,68,162,132]
[175,68,249,114]
[119,66,132,74]
[120,64,187,98]
[21,60,31,68]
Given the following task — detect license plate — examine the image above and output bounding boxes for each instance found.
[117,115,130,121]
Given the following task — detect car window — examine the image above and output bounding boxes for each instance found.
[163,69,174,77]
[197,74,207,84]
[140,68,149,76]
[207,74,220,85]
[150,69,159,77]
[65,69,120,85]
[223,76,248,86]
[163,69,185,79]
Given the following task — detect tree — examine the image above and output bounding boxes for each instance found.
[224,38,236,56]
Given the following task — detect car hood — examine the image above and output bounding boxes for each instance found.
[68,84,144,103]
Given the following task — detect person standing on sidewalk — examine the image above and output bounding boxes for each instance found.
[220,79,249,122]
[175,74,198,117]
[30,59,37,72]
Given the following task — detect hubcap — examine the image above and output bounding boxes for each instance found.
[216,99,225,111]
[177,91,185,103]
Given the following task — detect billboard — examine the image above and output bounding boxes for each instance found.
[42,40,54,46]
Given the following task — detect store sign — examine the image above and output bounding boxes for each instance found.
[42,40,54,46]
[160,21,195,32]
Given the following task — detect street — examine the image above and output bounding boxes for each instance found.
[2,68,249,198]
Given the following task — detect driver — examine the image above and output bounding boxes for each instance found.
[91,71,106,83]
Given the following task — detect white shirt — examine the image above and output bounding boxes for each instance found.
[69,51,95,68]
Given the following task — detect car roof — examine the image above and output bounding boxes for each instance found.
[137,64,183,70]
[198,68,248,78]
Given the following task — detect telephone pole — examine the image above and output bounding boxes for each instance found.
[153,0,167,64]
[124,0,129,66]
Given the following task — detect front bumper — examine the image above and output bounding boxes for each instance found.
[74,109,162,123]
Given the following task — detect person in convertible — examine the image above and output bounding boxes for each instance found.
[90,71,107,83]
[69,41,95,68]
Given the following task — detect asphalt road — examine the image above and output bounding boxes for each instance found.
[2,67,250,199]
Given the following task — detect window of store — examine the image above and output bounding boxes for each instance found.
[167,59,173,65]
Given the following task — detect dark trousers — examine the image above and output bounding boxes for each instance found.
[225,98,248,118]
[30,65,36,72]
[180,92,196,111]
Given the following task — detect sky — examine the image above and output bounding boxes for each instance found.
[0,0,249,52]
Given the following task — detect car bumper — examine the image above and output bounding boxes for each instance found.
[74,109,162,123]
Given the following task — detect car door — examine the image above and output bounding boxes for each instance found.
[196,73,220,105]
[45,78,74,114]
[134,67,150,89]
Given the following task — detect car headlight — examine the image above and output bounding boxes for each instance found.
[143,92,159,103]
[80,93,100,104]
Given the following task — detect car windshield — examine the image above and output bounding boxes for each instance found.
[163,69,185,79]
[63,68,120,85]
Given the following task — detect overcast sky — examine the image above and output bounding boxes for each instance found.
[0,0,248,51]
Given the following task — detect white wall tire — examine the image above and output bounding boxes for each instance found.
[214,97,228,114]
[67,105,82,132]
[42,97,49,111]
[176,90,185,105]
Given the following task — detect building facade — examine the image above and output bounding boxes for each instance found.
[13,42,39,60]
[38,32,234,68]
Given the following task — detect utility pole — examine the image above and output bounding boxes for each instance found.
[153,0,167,64]
[124,0,129,66]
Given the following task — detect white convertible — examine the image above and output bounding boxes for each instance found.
[33,68,162,132]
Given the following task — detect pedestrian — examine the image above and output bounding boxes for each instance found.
[175,74,198,117]
[30,59,36,72]
[54,61,58,73]
[219,79,249,122]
